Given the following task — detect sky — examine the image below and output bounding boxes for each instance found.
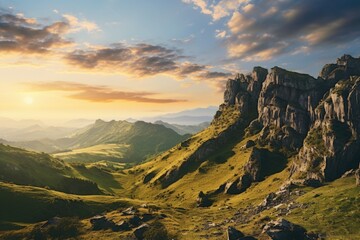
[1,0,360,122]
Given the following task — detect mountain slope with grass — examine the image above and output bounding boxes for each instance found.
[5,120,189,164]
[0,144,105,195]
[1,55,360,240]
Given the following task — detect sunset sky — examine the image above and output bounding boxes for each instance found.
[1,0,360,122]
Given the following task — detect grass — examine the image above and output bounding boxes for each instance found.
[53,144,130,163]
[0,181,137,224]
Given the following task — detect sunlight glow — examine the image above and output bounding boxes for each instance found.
[24,96,34,105]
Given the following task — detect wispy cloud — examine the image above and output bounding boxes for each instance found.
[62,14,100,32]
[25,81,186,103]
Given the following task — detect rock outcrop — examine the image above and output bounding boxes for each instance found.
[256,55,360,182]
[257,67,326,150]
[295,75,360,180]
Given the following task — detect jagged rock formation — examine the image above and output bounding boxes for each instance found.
[296,75,360,181]
[224,67,268,117]
[224,54,360,183]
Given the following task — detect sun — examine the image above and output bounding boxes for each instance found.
[24,96,34,105]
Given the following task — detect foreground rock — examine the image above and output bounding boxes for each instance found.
[263,218,308,240]
[227,226,244,240]
[133,224,149,240]
[197,191,212,207]
[90,215,116,231]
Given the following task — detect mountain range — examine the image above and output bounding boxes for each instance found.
[1,55,359,240]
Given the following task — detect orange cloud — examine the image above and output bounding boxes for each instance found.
[25,81,186,104]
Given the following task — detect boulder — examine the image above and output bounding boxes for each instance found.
[90,215,115,231]
[224,174,252,195]
[263,218,307,240]
[128,215,142,227]
[197,191,212,207]
[113,220,130,231]
[133,224,149,240]
[227,226,245,240]
[141,213,155,222]
[224,179,241,195]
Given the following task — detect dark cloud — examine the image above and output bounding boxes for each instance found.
[65,43,181,76]
[0,11,71,53]
[65,43,233,89]
[226,0,360,60]
[26,81,186,103]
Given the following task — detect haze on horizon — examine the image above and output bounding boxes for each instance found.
[1,0,360,122]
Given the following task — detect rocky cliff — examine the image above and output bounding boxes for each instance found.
[222,54,360,184]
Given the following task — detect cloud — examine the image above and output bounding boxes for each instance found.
[182,0,249,20]
[0,11,71,54]
[62,14,100,32]
[182,0,212,15]
[215,30,227,39]
[0,10,232,91]
[183,0,360,60]
[26,81,186,103]
[224,0,360,60]
[65,43,233,90]
[65,43,180,76]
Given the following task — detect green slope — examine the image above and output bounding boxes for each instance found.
[52,120,190,164]
[0,144,102,195]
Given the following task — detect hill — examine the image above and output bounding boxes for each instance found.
[0,144,104,195]
[52,120,190,164]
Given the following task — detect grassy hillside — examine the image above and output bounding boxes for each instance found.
[0,144,103,195]
[53,144,130,163]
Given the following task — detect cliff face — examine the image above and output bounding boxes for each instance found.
[222,54,360,183]
[296,75,360,181]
